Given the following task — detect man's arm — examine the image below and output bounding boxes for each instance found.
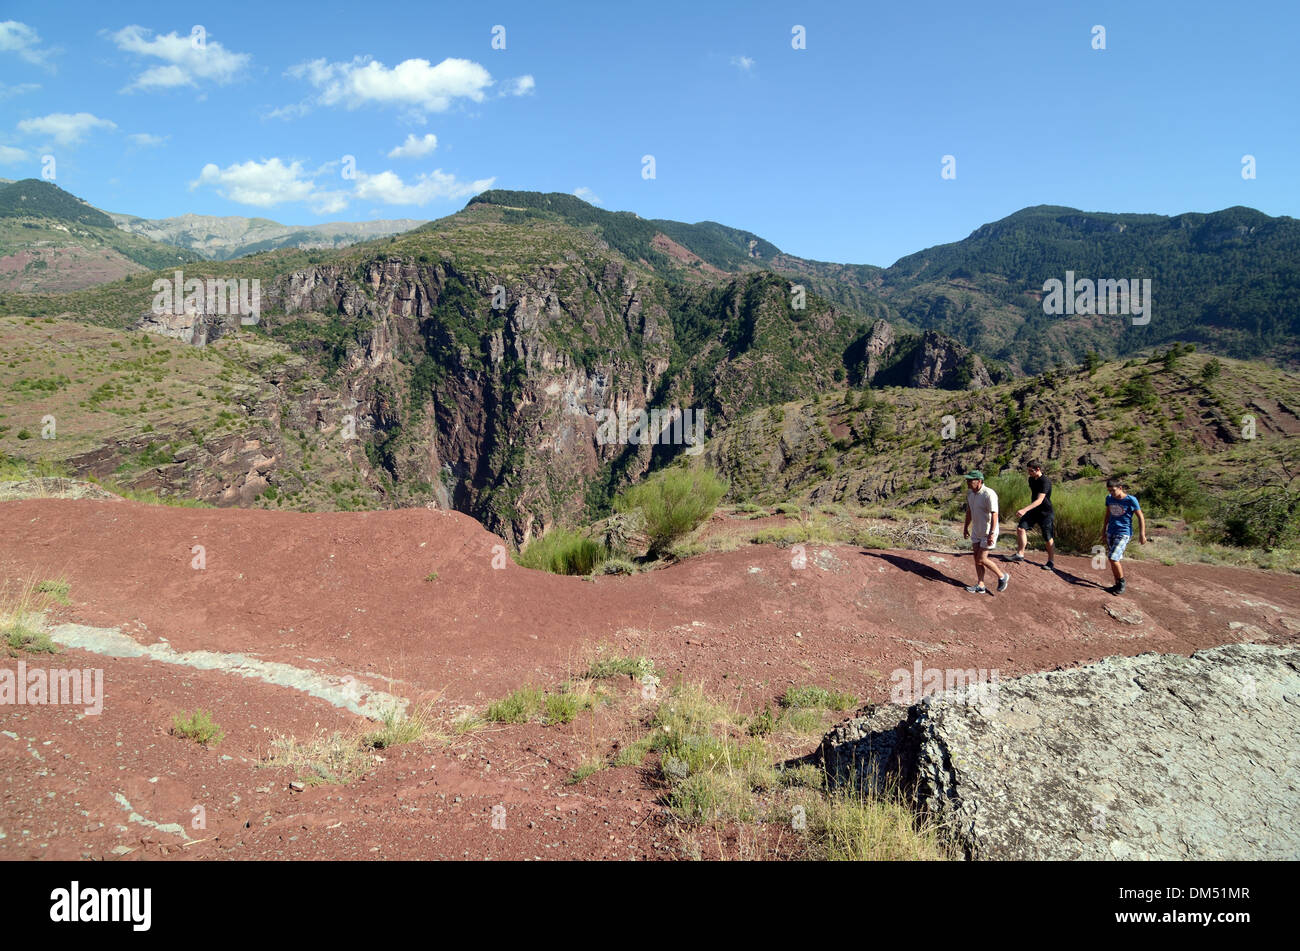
[1018,492,1046,517]
[988,508,998,540]
[1136,509,1147,544]
[963,503,972,538]
[1102,508,1110,539]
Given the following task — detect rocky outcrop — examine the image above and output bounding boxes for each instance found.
[849,325,990,391]
[135,309,235,346]
[905,331,992,389]
[819,644,1300,860]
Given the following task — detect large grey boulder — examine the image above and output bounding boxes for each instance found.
[819,644,1300,860]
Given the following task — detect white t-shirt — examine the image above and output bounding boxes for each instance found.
[967,485,1000,541]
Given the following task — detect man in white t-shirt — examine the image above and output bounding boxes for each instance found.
[962,470,1010,595]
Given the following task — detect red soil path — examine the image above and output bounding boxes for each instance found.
[3,499,1298,860]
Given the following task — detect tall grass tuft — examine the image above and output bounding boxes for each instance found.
[1050,485,1108,554]
[984,470,1029,517]
[515,529,608,575]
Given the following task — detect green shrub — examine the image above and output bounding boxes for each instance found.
[1137,451,1209,520]
[515,529,607,575]
[780,685,856,712]
[171,709,224,746]
[1211,478,1300,550]
[36,579,70,604]
[485,686,545,724]
[543,688,597,725]
[586,654,658,680]
[1050,486,1107,554]
[614,467,728,557]
[984,471,1029,517]
[1119,371,1158,407]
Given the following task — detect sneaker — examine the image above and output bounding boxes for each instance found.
[1043,560,1055,571]
[1115,578,1127,595]
[996,574,1010,593]
[965,584,987,594]
[1008,553,1025,563]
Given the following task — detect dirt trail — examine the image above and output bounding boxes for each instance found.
[3,498,1298,860]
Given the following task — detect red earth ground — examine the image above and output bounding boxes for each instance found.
[2,498,1298,861]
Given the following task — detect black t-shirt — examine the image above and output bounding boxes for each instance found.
[1028,475,1053,513]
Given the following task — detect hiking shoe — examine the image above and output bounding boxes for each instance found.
[1044,560,1054,571]
[965,584,987,594]
[1008,553,1025,563]
[1115,578,1127,595]
[996,574,1010,593]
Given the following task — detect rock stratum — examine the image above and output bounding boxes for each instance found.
[821,643,1300,860]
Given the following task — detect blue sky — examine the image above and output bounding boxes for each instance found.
[1,0,1296,266]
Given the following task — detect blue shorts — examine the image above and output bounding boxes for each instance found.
[1107,533,1131,562]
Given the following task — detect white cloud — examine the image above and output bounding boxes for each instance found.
[191,155,492,212]
[128,132,166,147]
[503,75,535,96]
[264,100,313,121]
[730,55,755,71]
[290,56,494,112]
[0,145,28,164]
[573,187,602,205]
[111,25,250,90]
[308,190,350,215]
[191,157,318,207]
[354,169,494,206]
[0,82,40,99]
[16,112,117,145]
[0,21,55,68]
[387,133,438,159]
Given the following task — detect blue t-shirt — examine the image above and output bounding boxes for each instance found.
[1105,494,1141,536]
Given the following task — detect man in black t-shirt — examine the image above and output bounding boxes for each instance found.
[1009,461,1056,571]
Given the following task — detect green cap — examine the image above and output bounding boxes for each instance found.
[963,470,984,481]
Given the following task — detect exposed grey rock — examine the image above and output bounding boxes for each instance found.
[820,644,1300,860]
[906,330,993,390]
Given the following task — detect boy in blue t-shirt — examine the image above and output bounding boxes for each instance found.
[1101,478,1147,596]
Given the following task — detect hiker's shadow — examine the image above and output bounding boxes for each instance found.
[1046,563,1108,590]
[863,551,967,589]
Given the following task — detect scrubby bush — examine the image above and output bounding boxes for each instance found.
[1050,486,1108,554]
[1119,371,1158,407]
[1137,451,1209,520]
[984,471,1029,516]
[614,467,728,557]
[171,709,224,746]
[1211,485,1300,550]
[515,529,607,575]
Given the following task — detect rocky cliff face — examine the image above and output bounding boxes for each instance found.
[263,255,675,542]
[905,330,993,389]
[128,249,992,538]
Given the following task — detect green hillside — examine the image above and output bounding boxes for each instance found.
[879,205,1300,370]
[0,179,115,228]
[467,189,781,274]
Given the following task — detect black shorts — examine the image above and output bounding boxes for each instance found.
[1018,509,1055,541]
